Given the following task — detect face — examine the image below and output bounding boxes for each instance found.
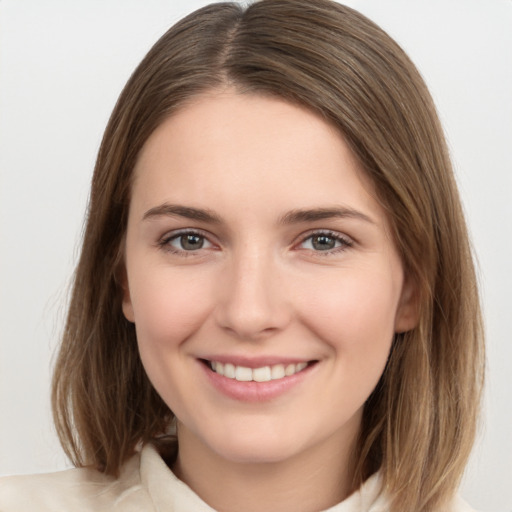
[122,90,417,466]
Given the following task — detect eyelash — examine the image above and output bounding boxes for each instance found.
[297,230,353,255]
[157,229,353,256]
[158,229,214,256]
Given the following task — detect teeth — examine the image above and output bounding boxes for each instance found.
[210,361,309,381]
[224,363,236,379]
[271,364,285,379]
[285,363,296,376]
[235,366,252,381]
[214,362,224,376]
[296,362,307,372]
[253,366,271,382]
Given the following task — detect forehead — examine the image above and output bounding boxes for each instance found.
[131,90,385,225]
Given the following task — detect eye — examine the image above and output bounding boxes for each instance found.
[160,230,214,253]
[298,231,352,253]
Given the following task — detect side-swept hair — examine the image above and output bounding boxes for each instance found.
[52,1,484,510]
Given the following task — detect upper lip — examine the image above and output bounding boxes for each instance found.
[198,355,316,368]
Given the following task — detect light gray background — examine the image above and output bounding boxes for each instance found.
[0,1,511,510]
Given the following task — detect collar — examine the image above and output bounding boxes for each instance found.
[139,443,387,512]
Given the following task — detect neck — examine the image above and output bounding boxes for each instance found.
[172,422,360,512]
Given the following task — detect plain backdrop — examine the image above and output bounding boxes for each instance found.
[0,1,511,511]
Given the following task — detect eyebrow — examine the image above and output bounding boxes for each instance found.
[143,204,222,223]
[279,207,375,225]
[142,203,375,226]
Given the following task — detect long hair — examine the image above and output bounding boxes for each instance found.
[52,1,484,510]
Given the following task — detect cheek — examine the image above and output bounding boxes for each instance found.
[129,269,215,412]
[129,269,213,351]
[296,267,401,418]
[297,266,401,361]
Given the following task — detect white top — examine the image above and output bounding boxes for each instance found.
[0,444,476,511]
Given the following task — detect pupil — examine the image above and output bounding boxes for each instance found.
[312,235,335,250]
[182,234,203,250]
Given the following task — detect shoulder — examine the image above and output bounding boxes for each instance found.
[452,494,480,512]
[0,452,151,512]
[344,472,480,512]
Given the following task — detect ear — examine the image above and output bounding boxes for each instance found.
[119,266,135,323]
[394,274,420,333]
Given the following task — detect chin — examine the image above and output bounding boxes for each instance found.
[214,442,297,465]
[204,424,303,465]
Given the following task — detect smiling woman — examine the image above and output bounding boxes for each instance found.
[121,93,416,493]
[0,1,485,511]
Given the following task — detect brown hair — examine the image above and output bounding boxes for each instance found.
[52,1,484,510]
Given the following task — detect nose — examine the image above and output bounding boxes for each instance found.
[214,250,291,341]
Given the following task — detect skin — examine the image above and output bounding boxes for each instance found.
[122,89,417,512]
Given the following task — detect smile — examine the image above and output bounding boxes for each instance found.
[209,361,310,382]
[200,358,318,402]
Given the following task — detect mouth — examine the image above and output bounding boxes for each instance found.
[198,357,319,402]
[202,359,317,383]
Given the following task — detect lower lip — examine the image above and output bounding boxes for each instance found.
[199,361,316,402]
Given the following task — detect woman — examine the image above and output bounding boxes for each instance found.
[0,1,484,510]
